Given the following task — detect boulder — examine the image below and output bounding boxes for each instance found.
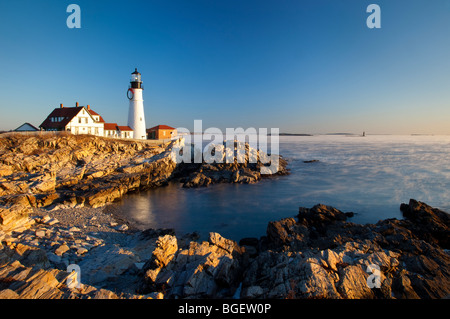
[337,265,374,299]
[55,244,70,256]
[77,245,139,286]
[140,232,245,298]
[400,199,450,248]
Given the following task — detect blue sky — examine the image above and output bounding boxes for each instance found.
[1,0,450,134]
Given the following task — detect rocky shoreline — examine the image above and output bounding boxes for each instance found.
[0,133,288,211]
[0,134,449,299]
[0,199,449,299]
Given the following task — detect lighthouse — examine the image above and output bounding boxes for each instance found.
[127,68,147,140]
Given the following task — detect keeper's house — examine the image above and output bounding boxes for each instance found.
[39,102,134,139]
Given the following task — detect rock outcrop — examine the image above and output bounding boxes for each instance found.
[139,232,245,298]
[0,199,449,299]
[0,240,157,299]
[0,133,287,234]
[1,134,448,299]
[132,199,449,299]
[244,199,450,299]
[176,142,289,188]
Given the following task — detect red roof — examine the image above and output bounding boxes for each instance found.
[40,106,108,130]
[87,109,105,123]
[147,125,175,131]
[40,107,85,129]
[117,126,133,131]
[104,123,118,131]
[40,105,131,133]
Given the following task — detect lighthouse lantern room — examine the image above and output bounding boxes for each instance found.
[130,68,142,88]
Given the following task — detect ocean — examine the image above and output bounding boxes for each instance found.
[113,135,450,241]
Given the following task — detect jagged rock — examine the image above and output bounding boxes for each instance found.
[77,245,139,285]
[237,201,450,299]
[209,232,243,255]
[142,235,178,289]
[145,235,178,269]
[298,204,348,226]
[297,259,342,299]
[0,258,148,299]
[0,205,33,233]
[0,289,19,299]
[392,270,421,299]
[400,199,450,248]
[320,249,341,271]
[29,174,56,194]
[337,264,374,299]
[140,232,245,298]
[266,218,298,247]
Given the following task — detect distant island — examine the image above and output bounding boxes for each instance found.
[324,133,359,136]
[271,133,313,136]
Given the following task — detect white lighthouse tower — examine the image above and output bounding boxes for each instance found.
[127,68,147,140]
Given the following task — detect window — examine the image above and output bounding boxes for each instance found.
[85,118,88,124]
[78,118,81,124]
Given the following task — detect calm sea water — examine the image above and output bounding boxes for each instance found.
[112,135,450,241]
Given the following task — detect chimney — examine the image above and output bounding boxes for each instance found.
[76,102,79,107]
[87,104,90,110]
[60,103,64,108]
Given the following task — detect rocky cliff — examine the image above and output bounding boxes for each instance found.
[0,133,288,234]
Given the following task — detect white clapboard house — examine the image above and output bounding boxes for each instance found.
[39,102,134,139]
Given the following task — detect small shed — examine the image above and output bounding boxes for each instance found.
[14,123,39,132]
[147,125,177,140]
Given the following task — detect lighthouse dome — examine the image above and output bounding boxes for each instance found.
[130,68,142,88]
